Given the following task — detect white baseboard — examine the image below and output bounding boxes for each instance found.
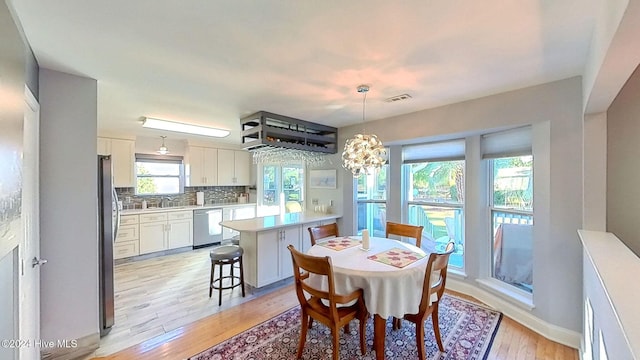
[447,278,581,349]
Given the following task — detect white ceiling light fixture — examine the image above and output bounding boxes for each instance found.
[341,85,387,178]
[143,117,230,138]
[157,136,170,154]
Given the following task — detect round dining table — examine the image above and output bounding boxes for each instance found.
[307,236,430,360]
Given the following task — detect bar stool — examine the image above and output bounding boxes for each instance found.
[209,245,245,306]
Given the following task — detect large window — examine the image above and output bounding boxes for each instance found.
[135,155,184,195]
[260,163,304,214]
[490,156,533,292]
[356,166,387,237]
[403,140,465,268]
[483,126,533,294]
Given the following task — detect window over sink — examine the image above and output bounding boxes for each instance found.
[135,154,185,195]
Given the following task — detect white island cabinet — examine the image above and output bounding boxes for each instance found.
[220,212,341,288]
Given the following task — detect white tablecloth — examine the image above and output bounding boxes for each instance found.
[307,236,429,319]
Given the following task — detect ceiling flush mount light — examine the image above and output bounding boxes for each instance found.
[342,85,387,178]
[142,117,230,138]
[157,136,169,154]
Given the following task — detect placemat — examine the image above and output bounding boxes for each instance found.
[367,247,425,268]
[316,237,361,251]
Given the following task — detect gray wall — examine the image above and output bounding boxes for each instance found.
[336,77,584,332]
[0,3,25,358]
[0,251,17,360]
[607,64,640,256]
[39,69,99,343]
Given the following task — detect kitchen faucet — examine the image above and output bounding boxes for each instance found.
[161,196,172,208]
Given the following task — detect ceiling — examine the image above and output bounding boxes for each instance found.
[11,1,598,145]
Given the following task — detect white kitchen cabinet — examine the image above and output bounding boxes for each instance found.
[301,221,323,253]
[111,138,135,188]
[139,211,193,254]
[97,137,111,155]
[97,137,135,188]
[255,229,281,287]
[188,146,218,186]
[167,211,193,249]
[115,214,140,259]
[139,221,166,254]
[249,225,301,288]
[278,226,300,279]
[217,149,251,185]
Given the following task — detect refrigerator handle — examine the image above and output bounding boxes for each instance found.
[113,188,121,242]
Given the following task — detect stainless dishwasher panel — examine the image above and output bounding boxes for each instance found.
[193,208,223,248]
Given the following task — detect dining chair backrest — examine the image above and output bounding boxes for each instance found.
[385,221,424,247]
[308,223,339,246]
[420,241,455,311]
[287,245,368,359]
[288,245,340,321]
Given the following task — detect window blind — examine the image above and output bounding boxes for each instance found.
[135,153,183,164]
[402,139,465,163]
[481,126,532,159]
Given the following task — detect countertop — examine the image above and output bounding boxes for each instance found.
[121,202,256,215]
[578,230,640,359]
[220,212,341,232]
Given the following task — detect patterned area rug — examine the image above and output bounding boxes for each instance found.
[189,295,502,360]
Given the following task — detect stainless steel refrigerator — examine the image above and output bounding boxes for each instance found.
[98,155,120,336]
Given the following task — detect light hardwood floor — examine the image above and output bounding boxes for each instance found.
[93,248,290,357]
[92,249,578,360]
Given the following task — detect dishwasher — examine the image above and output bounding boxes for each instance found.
[193,208,223,248]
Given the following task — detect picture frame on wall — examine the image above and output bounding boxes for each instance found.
[309,169,337,189]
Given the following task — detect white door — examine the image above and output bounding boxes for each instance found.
[19,86,41,360]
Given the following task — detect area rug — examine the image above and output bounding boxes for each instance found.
[189,295,502,360]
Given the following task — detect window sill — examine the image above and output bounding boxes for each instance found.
[476,278,535,310]
[448,267,468,279]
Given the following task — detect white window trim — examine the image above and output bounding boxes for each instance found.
[354,166,389,235]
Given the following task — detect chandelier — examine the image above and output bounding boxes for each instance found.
[341,85,387,177]
[157,136,169,154]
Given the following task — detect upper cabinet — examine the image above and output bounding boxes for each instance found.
[217,149,251,186]
[98,137,135,188]
[187,146,218,186]
[97,137,111,155]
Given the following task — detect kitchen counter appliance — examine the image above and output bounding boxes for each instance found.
[98,155,119,336]
[193,208,223,248]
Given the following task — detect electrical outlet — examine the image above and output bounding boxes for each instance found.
[312,199,319,205]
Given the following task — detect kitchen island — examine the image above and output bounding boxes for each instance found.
[221,212,341,288]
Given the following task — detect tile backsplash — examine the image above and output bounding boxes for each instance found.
[116,186,248,210]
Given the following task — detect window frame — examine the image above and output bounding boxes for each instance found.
[488,156,534,297]
[355,165,389,236]
[134,154,185,196]
[403,159,465,268]
[257,162,305,212]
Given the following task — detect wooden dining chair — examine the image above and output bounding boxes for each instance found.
[307,223,339,246]
[287,245,367,360]
[385,221,424,247]
[393,241,455,359]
